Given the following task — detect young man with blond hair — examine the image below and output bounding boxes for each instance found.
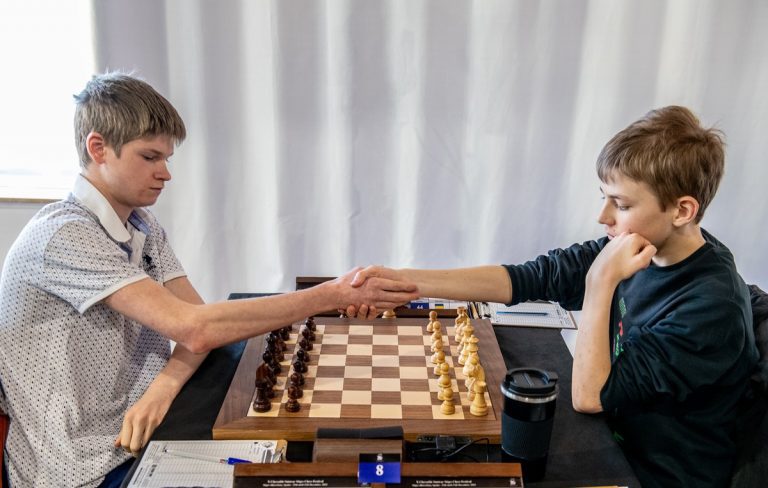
[353,106,758,487]
[0,72,417,487]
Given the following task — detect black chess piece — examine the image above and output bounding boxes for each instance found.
[285,386,301,412]
[296,348,310,364]
[252,379,272,413]
[263,350,281,374]
[292,357,308,373]
[280,325,291,342]
[305,316,316,331]
[266,334,285,361]
[289,372,304,398]
[298,337,312,351]
[301,326,316,342]
[291,370,305,386]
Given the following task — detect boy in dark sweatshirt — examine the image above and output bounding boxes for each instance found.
[351,106,759,487]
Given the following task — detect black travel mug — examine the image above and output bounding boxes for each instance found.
[500,367,559,481]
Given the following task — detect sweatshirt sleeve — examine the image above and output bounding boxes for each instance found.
[503,238,606,310]
[600,296,750,413]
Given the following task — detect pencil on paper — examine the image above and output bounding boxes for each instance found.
[496,311,549,316]
[163,448,250,465]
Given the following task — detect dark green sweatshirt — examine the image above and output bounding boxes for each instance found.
[504,230,758,487]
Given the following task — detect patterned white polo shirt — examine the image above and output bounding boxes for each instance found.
[0,175,186,487]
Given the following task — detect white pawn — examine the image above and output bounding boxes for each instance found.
[427,310,437,332]
[432,350,446,374]
[470,380,488,417]
[437,362,452,398]
[440,385,455,415]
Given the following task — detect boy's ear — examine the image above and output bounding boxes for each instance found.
[85,132,107,165]
[673,196,700,226]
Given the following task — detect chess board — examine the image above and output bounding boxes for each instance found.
[213,316,506,442]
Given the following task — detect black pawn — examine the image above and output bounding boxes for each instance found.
[285,386,301,412]
[291,370,305,387]
[298,338,313,351]
[292,357,308,374]
[289,372,304,398]
[305,317,317,331]
[280,326,291,342]
[266,334,284,361]
[296,348,310,364]
[263,350,281,375]
[253,380,272,413]
[301,326,316,342]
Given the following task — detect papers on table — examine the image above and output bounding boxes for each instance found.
[477,301,577,329]
[126,439,284,488]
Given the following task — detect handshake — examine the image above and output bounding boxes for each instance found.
[328,265,419,319]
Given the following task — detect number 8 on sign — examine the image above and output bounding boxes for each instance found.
[358,453,401,484]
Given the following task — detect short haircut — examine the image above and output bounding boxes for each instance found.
[596,106,725,223]
[73,72,186,168]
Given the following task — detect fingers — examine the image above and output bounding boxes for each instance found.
[350,265,381,287]
[366,305,378,320]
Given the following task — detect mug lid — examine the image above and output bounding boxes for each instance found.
[503,367,558,396]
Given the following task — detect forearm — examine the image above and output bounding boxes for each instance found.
[399,266,512,303]
[571,278,614,413]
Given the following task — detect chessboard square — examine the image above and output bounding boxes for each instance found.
[399,356,425,367]
[340,404,372,418]
[317,355,347,366]
[311,390,343,403]
[342,390,372,404]
[308,403,342,418]
[399,335,424,346]
[396,325,424,336]
[322,325,348,334]
[371,367,400,379]
[348,325,374,335]
[401,391,433,405]
[399,366,429,379]
[371,378,401,391]
[322,334,349,345]
[279,404,311,418]
[315,366,345,378]
[371,391,402,404]
[247,402,280,417]
[344,366,372,379]
[372,355,399,367]
[372,345,398,355]
[401,405,434,419]
[346,344,373,356]
[399,345,428,356]
[372,335,398,345]
[371,325,398,335]
[319,344,348,355]
[306,365,318,377]
[348,335,373,345]
[343,378,372,390]
[400,379,430,391]
[313,377,345,391]
[371,404,403,419]
[432,405,465,419]
[346,355,372,367]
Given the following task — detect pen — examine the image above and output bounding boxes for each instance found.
[497,311,549,316]
[163,448,251,465]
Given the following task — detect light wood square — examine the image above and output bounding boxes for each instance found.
[398,345,427,356]
[400,391,432,405]
[308,403,342,417]
[372,335,398,345]
[342,390,372,405]
[432,404,465,419]
[371,404,403,419]
[348,325,374,335]
[396,325,424,336]
[372,378,401,391]
[372,355,398,367]
[313,377,344,391]
[321,334,349,345]
[344,366,372,379]
[317,354,347,366]
[399,366,429,379]
[346,344,373,356]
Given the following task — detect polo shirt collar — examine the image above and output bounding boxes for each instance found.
[72,175,133,243]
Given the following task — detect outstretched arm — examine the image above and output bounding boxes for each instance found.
[572,233,656,413]
[105,267,419,355]
[351,265,513,303]
[115,276,208,455]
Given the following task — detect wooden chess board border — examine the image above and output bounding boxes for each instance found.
[213,317,505,442]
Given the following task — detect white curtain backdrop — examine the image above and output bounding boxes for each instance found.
[93,0,768,302]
